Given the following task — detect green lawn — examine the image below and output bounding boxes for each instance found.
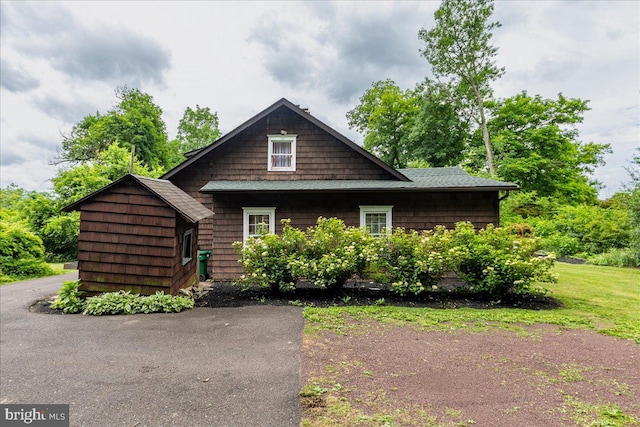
[0,262,77,286]
[304,262,640,343]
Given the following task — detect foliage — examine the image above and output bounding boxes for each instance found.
[450,222,556,295]
[235,218,555,297]
[408,80,470,167]
[0,221,54,280]
[55,86,173,170]
[175,105,221,155]
[501,191,633,258]
[50,282,195,315]
[292,218,377,290]
[588,248,640,268]
[488,92,611,204]
[346,79,419,168]
[233,219,306,293]
[50,280,84,314]
[41,213,80,261]
[370,227,456,295]
[82,291,194,315]
[419,0,504,176]
[52,141,164,205]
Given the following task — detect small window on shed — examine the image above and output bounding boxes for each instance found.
[182,229,193,265]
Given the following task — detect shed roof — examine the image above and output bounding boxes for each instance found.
[64,174,214,223]
[200,167,518,193]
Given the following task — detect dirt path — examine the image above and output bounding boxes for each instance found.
[301,321,640,426]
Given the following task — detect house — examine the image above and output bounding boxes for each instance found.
[162,98,518,280]
[63,174,214,295]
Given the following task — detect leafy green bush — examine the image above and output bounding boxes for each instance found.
[371,226,456,295]
[0,221,54,280]
[450,222,556,296]
[588,248,640,268]
[50,280,84,313]
[82,291,194,315]
[234,219,306,292]
[291,218,377,290]
[42,213,79,262]
[49,281,194,315]
[234,218,557,297]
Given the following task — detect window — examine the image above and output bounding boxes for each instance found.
[242,207,276,241]
[360,206,393,236]
[182,229,193,265]
[267,134,296,171]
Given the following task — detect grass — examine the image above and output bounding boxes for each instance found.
[301,263,640,426]
[303,262,640,342]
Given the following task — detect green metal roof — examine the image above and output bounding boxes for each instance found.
[200,167,518,193]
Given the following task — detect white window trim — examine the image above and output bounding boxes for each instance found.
[267,134,297,172]
[182,228,194,265]
[242,207,276,241]
[359,206,393,236]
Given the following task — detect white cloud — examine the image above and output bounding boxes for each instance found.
[0,1,637,198]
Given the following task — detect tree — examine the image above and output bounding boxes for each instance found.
[408,80,470,167]
[419,0,504,176]
[487,92,611,204]
[52,142,163,206]
[54,86,172,170]
[175,105,221,155]
[347,79,419,168]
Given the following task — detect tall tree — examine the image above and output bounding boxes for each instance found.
[175,105,221,155]
[53,86,172,170]
[419,0,504,176]
[487,92,611,204]
[52,142,163,206]
[346,79,419,168]
[408,80,470,167]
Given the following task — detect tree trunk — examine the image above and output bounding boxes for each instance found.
[473,85,496,177]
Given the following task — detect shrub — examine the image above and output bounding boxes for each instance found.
[82,291,194,315]
[0,221,54,280]
[450,222,556,296]
[234,219,306,292]
[588,248,640,268]
[41,213,79,262]
[291,217,377,290]
[49,281,195,315]
[371,226,455,295]
[50,280,84,313]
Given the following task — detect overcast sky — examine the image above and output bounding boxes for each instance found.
[1,1,638,198]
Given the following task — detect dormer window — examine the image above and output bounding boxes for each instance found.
[267,134,296,171]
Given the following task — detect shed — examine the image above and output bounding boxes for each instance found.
[63,174,214,295]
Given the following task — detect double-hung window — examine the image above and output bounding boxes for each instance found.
[242,207,276,241]
[360,206,393,236]
[267,135,296,171]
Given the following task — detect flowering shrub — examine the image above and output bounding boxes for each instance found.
[291,217,377,290]
[450,222,557,295]
[371,227,456,295]
[233,219,305,292]
[234,218,557,297]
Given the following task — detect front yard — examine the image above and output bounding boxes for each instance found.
[300,263,640,426]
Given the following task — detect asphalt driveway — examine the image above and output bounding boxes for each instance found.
[0,274,304,426]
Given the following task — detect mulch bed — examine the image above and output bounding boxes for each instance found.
[195,281,562,310]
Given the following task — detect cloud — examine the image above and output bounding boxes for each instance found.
[33,94,97,125]
[2,2,171,87]
[0,59,40,92]
[249,3,433,103]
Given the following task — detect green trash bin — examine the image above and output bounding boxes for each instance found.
[198,250,213,281]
